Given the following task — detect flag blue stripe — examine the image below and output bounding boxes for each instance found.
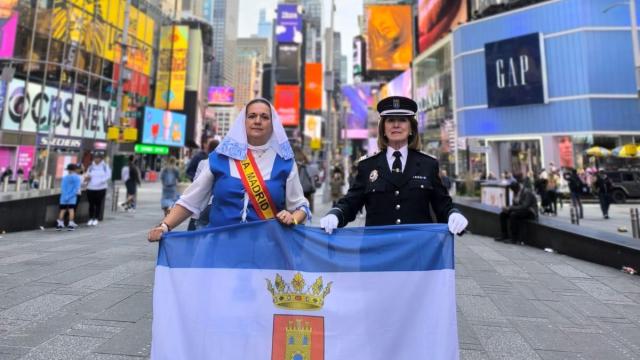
[157,221,454,272]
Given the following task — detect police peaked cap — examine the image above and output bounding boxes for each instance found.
[377,96,418,117]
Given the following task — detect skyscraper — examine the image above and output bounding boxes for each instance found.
[257,9,272,40]
[302,0,322,63]
[234,37,270,108]
[210,0,239,86]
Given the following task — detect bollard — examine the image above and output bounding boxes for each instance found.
[2,176,8,192]
[111,185,120,212]
[632,208,640,239]
[16,177,22,192]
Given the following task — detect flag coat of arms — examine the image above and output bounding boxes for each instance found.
[151,221,458,359]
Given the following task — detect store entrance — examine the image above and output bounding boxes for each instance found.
[494,140,542,179]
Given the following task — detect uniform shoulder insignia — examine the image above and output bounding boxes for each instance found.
[357,152,379,163]
[417,150,437,160]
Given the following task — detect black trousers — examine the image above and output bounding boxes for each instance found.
[598,193,611,216]
[500,209,535,240]
[87,189,106,220]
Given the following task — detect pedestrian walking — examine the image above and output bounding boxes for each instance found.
[330,166,344,207]
[120,156,141,212]
[594,169,613,219]
[494,181,537,243]
[319,96,468,235]
[148,98,310,241]
[187,139,219,230]
[85,153,111,226]
[565,168,585,219]
[56,163,82,231]
[160,157,180,216]
[294,146,317,212]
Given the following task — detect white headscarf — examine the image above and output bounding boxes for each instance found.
[216,99,294,161]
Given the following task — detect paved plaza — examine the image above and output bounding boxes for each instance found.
[0,182,639,359]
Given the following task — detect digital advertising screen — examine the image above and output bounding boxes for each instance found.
[142,106,187,147]
[208,86,235,105]
[365,5,413,71]
[304,63,322,111]
[276,4,302,44]
[418,0,467,53]
[276,44,301,84]
[274,85,300,127]
[342,84,374,139]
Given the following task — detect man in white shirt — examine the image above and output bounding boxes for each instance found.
[85,153,112,226]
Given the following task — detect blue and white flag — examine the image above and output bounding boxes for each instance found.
[152,221,458,360]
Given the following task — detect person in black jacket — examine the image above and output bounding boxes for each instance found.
[565,168,585,219]
[319,96,468,235]
[594,170,613,219]
[495,181,538,243]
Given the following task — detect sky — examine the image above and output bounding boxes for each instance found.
[237,0,364,83]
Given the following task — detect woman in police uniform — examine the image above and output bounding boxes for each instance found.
[320,96,468,234]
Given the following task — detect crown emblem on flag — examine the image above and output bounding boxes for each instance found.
[266,273,333,311]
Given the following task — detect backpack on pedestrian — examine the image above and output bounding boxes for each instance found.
[298,164,315,195]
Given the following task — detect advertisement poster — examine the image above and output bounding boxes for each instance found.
[303,115,322,150]
[342,84,373,139]
[276,4,302,44]
[2,79,111,139]
[366,5,413,71]
[274,85,300,127]
[0,12,17,58]
[304,63,322,111]
[142,107,186,147]
[207,86,234,105]
[556,136,574,168]
[154,25,189,110]
[15,145,35,179]
[418,0,466,53]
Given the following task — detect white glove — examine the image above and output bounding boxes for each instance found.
[447,213,468,235]
[320,214,339,234]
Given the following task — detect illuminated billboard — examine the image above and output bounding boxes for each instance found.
[276,4,302,43]
[51,0,155,75]
[274,85,300,127]
[304,63,322,111]
[342,84,374,139]
[0,11,17,58]
[276,44,301,84]
[418,0,467,53]
[142,107,186,147]
[1,79,112,139]
[365,5,413,71]
[208,86,235,105]
[381,68,412,99]
[154,26,189,110]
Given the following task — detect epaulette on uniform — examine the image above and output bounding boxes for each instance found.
[356,152,379,164]
[417,150,437,160]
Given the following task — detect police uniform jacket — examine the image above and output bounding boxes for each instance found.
[329,149,459,227]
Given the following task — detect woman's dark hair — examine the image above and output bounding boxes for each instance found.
[245,99,272,118]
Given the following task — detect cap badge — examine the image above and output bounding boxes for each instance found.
[369,169,379,182]
[393,99,400,109]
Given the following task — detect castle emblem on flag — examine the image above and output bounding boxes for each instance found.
[266,272,333,310]
[267,273,331,359]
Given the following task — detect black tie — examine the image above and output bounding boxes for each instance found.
[392,151,402,174]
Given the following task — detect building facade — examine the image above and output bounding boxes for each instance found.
[453,0,640,177]
[210,0,238,86]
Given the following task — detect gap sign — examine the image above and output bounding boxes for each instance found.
[484,33,547,108]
